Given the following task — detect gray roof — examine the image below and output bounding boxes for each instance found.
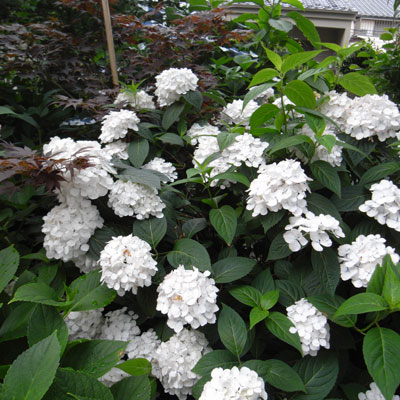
[296,0,356,12]
[349,0,397,18]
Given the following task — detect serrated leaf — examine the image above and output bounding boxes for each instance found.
[133,217,167,249]
[276,280,305,307]
[363,327,400,400]
[311,248,340,295]
[128,138,149,168]
[218,131,239,151]
[229,286,261,307]
[62,340,127,378]
[218,304,247,357]
[269,18,293,32]
[87,226,119,261]
[111,375,151,400]
[305,113,326,136]
[285,80,316,109]
[158,132,184,146]
[118,166,162,189]
[293,352,339,400]
[162,103,185,130]
[334,293,389,317]
[212,257,256,283]
[211,172,250,187]
[0,245,19,293]
[116,358,152,376]
[331,185,368,212]
[249,104,280,129]
[268,134,314,154]
[68,270,116,312]
[264,48,282,71]
[260,210,285,233]
[183,90,203,109]
[282,0,304,10]
[265,311,302,355]
[192,350,238,376]
[182,218,208,239]
[315,134,336,153]
[252,269,276,293]
[243,83,275,109]
[382,260,400,308]
[310,160,341,197]
[307,192,342,223]
[260,290,279,310]
[359,162,400,186]
[250,308,269,329]
[281,50,323,75]
[267,233,292,261]
[28,305,68,355]
[287,11,320,45]
[248,68,280,88]
[339,72,377,96]
[209,205,237,245]
[167,238,211,272]
[11,282,65,306]
[2,332,60,400]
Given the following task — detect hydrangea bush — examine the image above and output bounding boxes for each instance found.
[1,0,400,399]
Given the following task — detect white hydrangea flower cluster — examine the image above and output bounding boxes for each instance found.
[42,198,104,261]
[154,329,210,400]
[126,329,161,378]
[99,110,140,144]
[293,125,343,167]
[287,298,330,356]
[103,140,129,160]
[246,159,311,217]
[107,180,166,219]
[319,91,352,125]
[44,136,114,202]
[220,99,259,126]
[358,382,400,400]
[100,367,130,387]
[338,234,399,288]
[199,366,268,400]
[98,307,141,343]
[187,123,220,145]
[114,90,156,110]
[283,211,345,252]
[143,157,178,183]
[156,265,219,333]
[65,309,104,341]
[99,234,158,296]
[359,180,400,232]
[72,253,98,274]
[155,68,198,107]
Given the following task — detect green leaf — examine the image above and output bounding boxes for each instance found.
[265,311,302,355]
[243,83,275,109]
[212,257,256,284]
[211,172,250,187]
[260,210,285,233]
[307,193,342,223]
[260,290,279,310]
[310,161,341,197]
[264,48,282,71]
[311,248,340,296]
[244,359,305,392]
[331,185,368,212]
[287,11,320,46]
[2,332,60,400]
[248,68,280,88]
[269,18,293,32]
[68,270,116,312]
[111,375,151,400]
[87,226,119,261]
[162,103,185,130]
[218,304,248,357]
[359,162,400,186]
[183,90,203,109]
[132,216,167,249]
[252,269,276,293]
[268,134,314,154]
[192,375,212,400]
[218,130,239,151]
[118,166,162,189]
[209,205,237,245]
[0,303,37,343]
[281,50,323,75]
[116,358,152,376]
[192,350,238,376]
[334,293,389,317]
[367,256,388,296]
[315,134,336,153]
[158,132,184,146]
[0,245,19,293]
[365,328,400,400]
[267,233,292,261]
[276,280,305,307]
[229,286,261,307]
[43,368,113,400]
[128,138,149,168]
[249,308,269,329]
[305,113,326,136]
[249,104,280,129]
[28,305,68,355]
[62,340,127,378]
[382,260,400,308]
[167,238,211,272]
[308,294,357,328]
[339,72,377,96]
[285,80,316,109]
[11,282,65,306]
[182,218,208,239]
[293,352,339,400]
[282,0,304,10]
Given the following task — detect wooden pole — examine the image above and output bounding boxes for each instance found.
[101,0,119,87]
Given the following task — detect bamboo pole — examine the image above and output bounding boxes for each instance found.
[101,0,119,87]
